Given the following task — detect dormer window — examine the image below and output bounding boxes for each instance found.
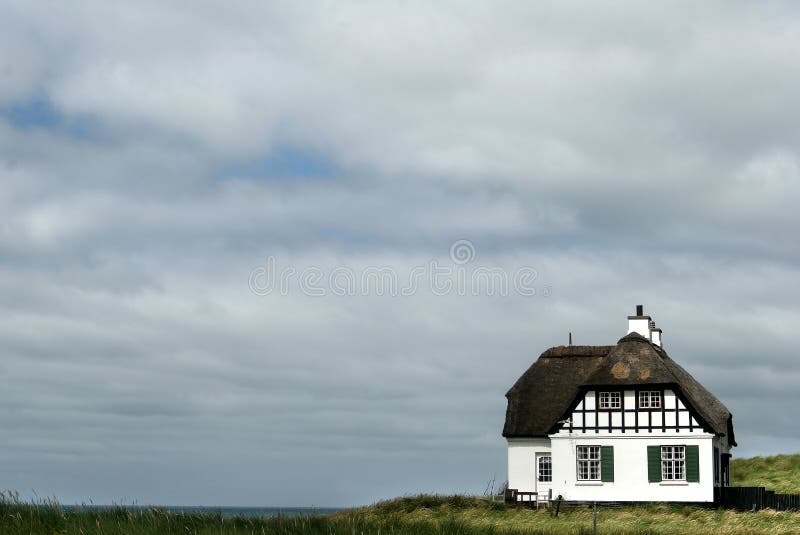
[598,391,621,409]
[639,390,661,409]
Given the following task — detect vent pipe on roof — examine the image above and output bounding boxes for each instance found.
[627,305,663,347]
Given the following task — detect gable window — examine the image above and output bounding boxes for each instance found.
[538,456,552,482]
[577,446,601,480]
[661,446,685,481]
[639,391,661,409]
[598,391,621,409]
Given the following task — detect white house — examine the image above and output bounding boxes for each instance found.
[503,306,735,504]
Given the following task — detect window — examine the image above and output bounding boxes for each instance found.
[639,390,661,409]
[538,456,552,482]
[649,445,698,483]
[577,446,601,480]
[598,391,621,409]
[661,446,686,481]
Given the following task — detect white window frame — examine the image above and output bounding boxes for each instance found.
[598,391,621,409]
[639,390,661,409]
[538,455,552,482]
[661,445,686,481]
[576,446,601,481]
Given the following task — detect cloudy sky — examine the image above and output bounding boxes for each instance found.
[2,1,800,507]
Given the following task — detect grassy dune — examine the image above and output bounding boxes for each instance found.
[732,454,800,493]
[2,453,799,534]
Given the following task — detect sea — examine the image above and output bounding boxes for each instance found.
[61,505,344,518]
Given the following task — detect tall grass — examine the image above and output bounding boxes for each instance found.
[2,453,800,534]
[3,492,800,535]
[731,454,800,493]
[336,495,800,534]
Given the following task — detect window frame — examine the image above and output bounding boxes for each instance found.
[538,455,552,482]
[598,391,621,410]
[638,390,662,410]
[576,446,602,481]
[661,445,686,481]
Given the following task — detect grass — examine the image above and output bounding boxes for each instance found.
[731,454,800,493]
[4,493,800,534]
[1,453,799,534]
[337,495,800,534]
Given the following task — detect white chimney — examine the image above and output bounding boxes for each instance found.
[649,320,662,347]
[627,305,663,347]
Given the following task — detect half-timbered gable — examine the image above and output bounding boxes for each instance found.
[503,306,736,504]
[554,387,705,435]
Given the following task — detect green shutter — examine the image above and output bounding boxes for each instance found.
[686,445,700,482]
[648,446,662,482]
[601,446,614,482]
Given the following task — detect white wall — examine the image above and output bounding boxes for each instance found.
[508,386,728,502]
[549,434,715,502]
[650,329,662,346]
[507,438,550,494]
[628,317,650,337]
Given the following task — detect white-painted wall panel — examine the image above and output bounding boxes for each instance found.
[624,412,635,427]
[652,412,662,427]
[507,438,551,496]
[664,391,676,409]
[624,390,635,408]
[665,411,676,427]
[585,391,596,410]
[549,435,715,502]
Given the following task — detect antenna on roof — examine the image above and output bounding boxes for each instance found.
[568,332,572,345]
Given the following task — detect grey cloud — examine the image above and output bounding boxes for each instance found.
[1,0,799,507]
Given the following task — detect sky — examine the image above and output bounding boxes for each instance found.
[1,1,800,507]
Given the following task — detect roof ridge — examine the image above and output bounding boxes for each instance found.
[539,345,615,358]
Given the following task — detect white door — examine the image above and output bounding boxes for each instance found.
[535,453,552,501]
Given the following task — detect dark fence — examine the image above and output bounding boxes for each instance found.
[717,486,800,511]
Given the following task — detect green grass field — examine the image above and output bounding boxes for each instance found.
[731,453,800,493]
[1,453,798,534]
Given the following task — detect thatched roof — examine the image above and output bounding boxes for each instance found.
[503,332,736,445]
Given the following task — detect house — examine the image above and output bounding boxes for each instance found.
[503,306,735,504]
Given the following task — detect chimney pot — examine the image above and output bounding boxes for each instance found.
[636,304,643,316]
